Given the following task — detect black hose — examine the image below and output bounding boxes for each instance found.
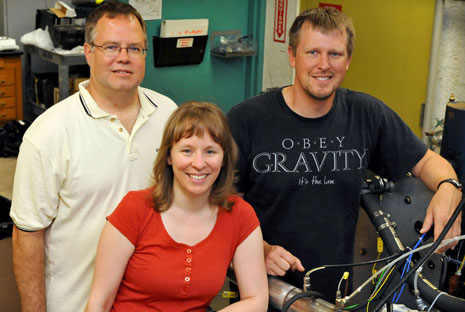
[416,273,465,311]
[361,194,405,254]
[281,291,325,312]
[372,195,465,311]
[438,254,448,291]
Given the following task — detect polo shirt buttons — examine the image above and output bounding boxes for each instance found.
[129,153,139,161]
[110,117,116,122]
[118,128,123,132]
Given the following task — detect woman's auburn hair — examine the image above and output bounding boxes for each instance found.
[151,101,238,212]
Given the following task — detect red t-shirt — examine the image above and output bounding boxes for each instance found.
[107,188,259,311]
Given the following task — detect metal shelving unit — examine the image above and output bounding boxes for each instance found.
[23,44,87,115]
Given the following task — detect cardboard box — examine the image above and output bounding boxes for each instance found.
[69,77,88,94]
[50,1,76,18]
[53,77,88,104]
[53,87,60,105]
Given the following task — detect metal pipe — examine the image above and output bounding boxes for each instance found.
[361,193,405,254]
[422,0,445,143]
[268,277,335,312]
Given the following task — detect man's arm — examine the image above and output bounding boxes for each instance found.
[411,149,462,252]
[263,240,305,276]
[12,226,46,312]
[235,191,304,276]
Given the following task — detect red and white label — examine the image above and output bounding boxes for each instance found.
[176,38,194,48]
[273,0,288,43]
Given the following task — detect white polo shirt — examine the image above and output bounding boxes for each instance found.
[10,81,177,312]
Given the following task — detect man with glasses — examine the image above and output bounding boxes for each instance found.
[10,3,177,312]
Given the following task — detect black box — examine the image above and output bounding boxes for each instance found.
[49,25,85,50]
[34,73,58,108]
[153,36,208,67]
[35,9,85,50]
[36,9,59,30]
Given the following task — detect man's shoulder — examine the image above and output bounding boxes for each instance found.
[24,92,82,140]
[338,87,385,104]
[338,87,380,102]
[139,87,177,109]
[336,87,387,112]
[229,87,282,116]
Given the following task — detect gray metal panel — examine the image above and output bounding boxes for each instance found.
[0,0,5,36]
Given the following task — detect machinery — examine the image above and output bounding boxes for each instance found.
[265,175,465,312]
[262,97,465,311]
[441,97,465,187]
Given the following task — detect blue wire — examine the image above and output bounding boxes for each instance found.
[393,233,426,302]
[393,257,411,301]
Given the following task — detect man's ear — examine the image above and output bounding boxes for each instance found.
[288,45,296,69]
[84,42,93,67]
[346,55,352,70]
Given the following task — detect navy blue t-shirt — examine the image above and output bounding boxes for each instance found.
[227,87,427,301]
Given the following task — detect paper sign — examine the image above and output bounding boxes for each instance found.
[161,19,209,38]
[274,0,287,43]
[176,38,194,48]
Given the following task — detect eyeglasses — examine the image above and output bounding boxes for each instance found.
[92,44,148,57]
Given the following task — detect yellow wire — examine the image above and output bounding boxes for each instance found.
[372,237,384,285]
[458,254,465,272]
[371,252,381,284]
[370,265,396,300]
[366,265,396,312]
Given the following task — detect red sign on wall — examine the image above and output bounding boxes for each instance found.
[319,3,342,11]
[274,0,288,43]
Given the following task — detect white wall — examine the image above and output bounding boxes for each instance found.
[432,0,465,125]
[4,0,71,40]
[262,0,298,91]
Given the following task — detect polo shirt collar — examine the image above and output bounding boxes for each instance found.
[78,80,158,118]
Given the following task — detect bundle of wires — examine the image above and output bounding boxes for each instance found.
[303,252,404,311]
[365,265,397,311]
[392,233,427,303]
[371,195,465,312]
[344,235,427,312]
[344,236,426,311]
[343,235,465,311]
[302,235,465,311]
